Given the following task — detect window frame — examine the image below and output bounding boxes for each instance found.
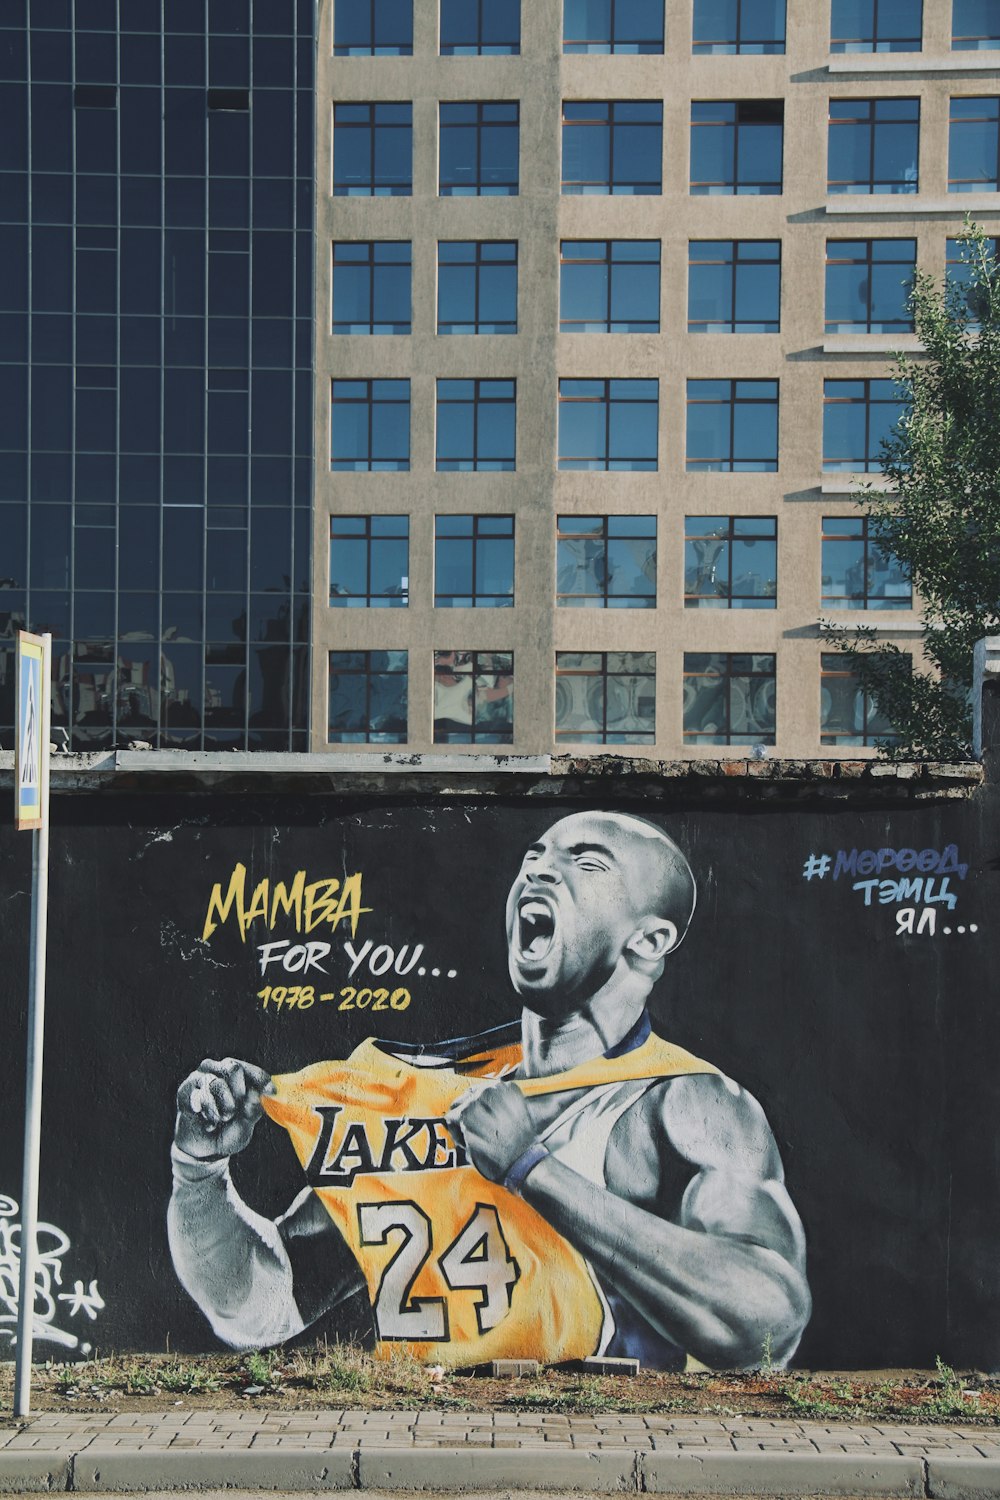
[690,100,784,195]
[822,377,904,473]
[824,237,916,335]
[948,96,1000,192]
[434,514,516,607]
[560,240,661,333]
[332,241,412,335]
[433,649,514,743]
[820,515,912,610]
[952,0,1000,50]
[821,653,902,746]
[563,0,665,54]
[332,102,413,197]
[827,97,920,195]
[692,0,786,55]
[440,0,521,56]
[686,379,780,472]
[831,0,923,53]
[333,0,414,56]
[436,379,517,472]
[687,239,781,333]
[437,240,518,335]
[438,101,520,197]
[328,649,408,744]
[555,651,656,744]
[683,652,777,747]
[561,100,664,195]
[558,378,660,471]
[556,514,658,609]
[684,515,778,609]
[329,515,410,608]
[946,233,999,327]
[331,378,411,472]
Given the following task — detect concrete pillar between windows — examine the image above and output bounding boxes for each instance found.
[972,636,1000,764]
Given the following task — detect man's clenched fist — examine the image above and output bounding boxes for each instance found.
[175,1057,275,1160]
[446,1081,538,1183]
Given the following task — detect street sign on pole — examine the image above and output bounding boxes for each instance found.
[13,631,52,1418]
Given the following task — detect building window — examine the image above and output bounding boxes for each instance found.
[562,102,663,195]
[688,240,781,332]
[331,379,410,472]
[683,653,776,746]
[828,99,919,194]
[555,652,656,743]
[436,380,516,471]
[334,0,413,56]
[686,380,779,472]
[946,234,999,327]
[821,516,911,609]
[823,379,904,472]
[692,0,786,54]
[558,379,659,471]
[949,97,1000,192]
[441,0,521,55]
[831,0,923,51]
[333,103,412,196]
[821,654,903,746]
[435,515,515,607]
[328,650,408,743]
[953,0,1000,49]
[330,516,409,608]
[332,243,411,335]
[690,101,784,195]
[438,242,518,334]
[563,0,665,53]
[825,239,915,334]
[684,517,777,608]
[439,103,519,196]
[557,516,657,608]
[560,241,660,333]
[434,651,514,742]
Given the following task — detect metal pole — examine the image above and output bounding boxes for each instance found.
[14,635,52,1419]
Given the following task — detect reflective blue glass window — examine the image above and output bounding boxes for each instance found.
[555,651,655,743]
[330,515,409,606]
[831,0,923,51]
[953,0,999,48]
[821,515,911,609]
[562,100,662,194]
[560,240,660,333]
[684,516,777,608]
[946,234,999,327]
[439,102,519,196]
[334,0,413,55]
[558,378,658,471]
[825,239,915,333]
[435,514,514,606]
[823,378,905,471]
[563,0,664,53]
[438,241,517,334]
[690,100,783,194]
[949,96,1000,191]
[332,241,411,333]
[686,379,779,471]
[684,653,776,746]
[692,0,785,54]
[333,102,412,196]
[434,650,513,743]
[328,649,408,742]
[331,378,410,471]
[688,240,780,331]
[821,653,904,746]
[436,379,516,471]
[557,515,656,608]
[441,0,520,55]
[828,97,920,193]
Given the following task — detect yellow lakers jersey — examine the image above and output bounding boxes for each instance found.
[263,1027,717,1367]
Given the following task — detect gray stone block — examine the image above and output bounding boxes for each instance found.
[72,1444,355,1491]
[359,1444,638,1490]
[0,1451,72,1492]
[580,1356,640,1376]
[928,1457,1000,1498]
[641,1450,925,1496]
[491,1359,541,1377]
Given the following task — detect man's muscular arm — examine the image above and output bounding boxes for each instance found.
[449,1075,810,1370]
[168,1058,362,1349]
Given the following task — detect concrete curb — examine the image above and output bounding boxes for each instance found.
[71,1445,356,1492]
[643,1450,926,1495]
[927,1456,1000,1498]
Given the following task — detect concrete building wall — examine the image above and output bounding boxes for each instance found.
[310,0,1000,756]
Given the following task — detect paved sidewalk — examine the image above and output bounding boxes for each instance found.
[0,1409,998,1495]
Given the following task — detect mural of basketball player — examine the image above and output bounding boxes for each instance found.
[168,812,810,1370]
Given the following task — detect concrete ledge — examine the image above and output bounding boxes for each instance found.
[357,1446,637,1491]
[642,1451,926,1496]
[928,1457,1000,1498]
[72,1445,355,1492]
[0,1450,71,1493]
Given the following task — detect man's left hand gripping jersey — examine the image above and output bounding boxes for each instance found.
[263,1031,716,1366]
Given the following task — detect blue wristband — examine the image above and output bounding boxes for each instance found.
[503,1142,549,1196]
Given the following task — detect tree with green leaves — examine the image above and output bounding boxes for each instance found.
[830,227,1000,760]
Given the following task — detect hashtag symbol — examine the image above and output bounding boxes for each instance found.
[802,853,831,881]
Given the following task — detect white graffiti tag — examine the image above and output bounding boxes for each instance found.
[0,1194,104,1353]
